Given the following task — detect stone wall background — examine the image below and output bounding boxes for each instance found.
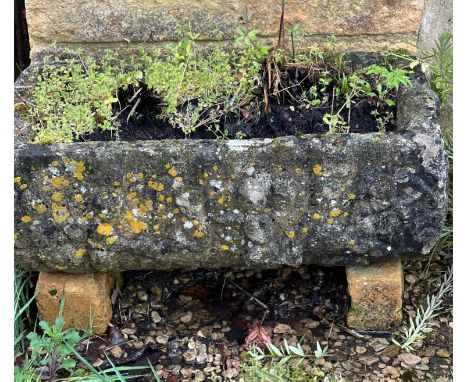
[23,0,452,56]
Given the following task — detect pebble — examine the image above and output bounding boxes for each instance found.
[156,335,169,345]
[183,349,197,362]
[180,311,193,323]
[398,353,422,366]
[151,311,162,323]
[355,346,367,354]
[224,368,239,378]
[273,323,292,334]
[133,340,144,349]
[109,345,124,358]
[405,274,417,284]
[144,336,156,345]
[435,348,451,358]
[359,356,379,366]
[137,291,148,301]
[382,344,400,358]
[92,358,104,367]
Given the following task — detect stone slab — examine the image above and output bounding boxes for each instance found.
[35,272,117,334]
[346,260,404,329]
[25,0,424,55]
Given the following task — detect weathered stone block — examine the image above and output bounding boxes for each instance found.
[25,0,424,55]
[346,260,403,329]
[35,272,116,334]
[14,59,447,272]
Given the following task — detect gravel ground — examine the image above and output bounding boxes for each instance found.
[77,252,453,382]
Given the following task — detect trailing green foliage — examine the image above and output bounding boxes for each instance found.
[24,31,412,143]
[29,50,144,143]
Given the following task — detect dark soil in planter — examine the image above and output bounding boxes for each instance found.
[81,68,396,142]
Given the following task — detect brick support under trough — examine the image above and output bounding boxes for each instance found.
[346,260,404,330]
[36,272,118,334]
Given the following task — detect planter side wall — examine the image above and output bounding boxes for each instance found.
[25,0,424,56]
[14,71,447,272]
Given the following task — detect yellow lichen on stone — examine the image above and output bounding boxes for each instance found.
[145,200,154,209]
[137,172,144,180]
[347,193,356,200]
[198,179,205,185]
[203,172,209,179]
[212,164,219,173]
[14,177,22,184]
[52,192,64,202]
[301,227,309,234]
[166,197,173,204]
[193,220,200,226]
[106,236,118,245]
[158,194,165,202]
[55,265,66,270]
[50,177,70,188]
[148,181,164,191]
[157,204,166,211]
[217,196,225,205]
[113,181,121,187]
[161,214,168,220]
[153,224,160,231]
[173,208,180,214]
[75,194,84,203]
[312,164,323,176]
[124,211,148,234]
[98,213,107,219]
[75,248,87,259]
[32,203,47,214]
[175,176,183,182]
[349,239,356,246]
[295,167,302,174]
[97,223,113,236]
[327,218,334,224]
[277,165,283,172]
[181,216,188,223]
[164,164,171,169]
[220,244,230,251]
[19,184,28,190]
[313,213,321,220]
[71,160,85,181]
[52,203,69,223]
[285,230,295,239]
[193,230,204,238]
[51,161,60,167]
[343,211,349,217]
[168,167,178,177]
[329,208,342,218]
[21,215,32,223]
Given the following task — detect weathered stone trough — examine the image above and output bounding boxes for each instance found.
[14,59,447,333]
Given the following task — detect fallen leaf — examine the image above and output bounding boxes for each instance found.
[244,326,272,347]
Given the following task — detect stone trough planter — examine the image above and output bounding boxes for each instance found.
[14,56,447,333]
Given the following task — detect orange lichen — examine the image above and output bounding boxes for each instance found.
[312,164,323,176]
[145,200,154,209]
[193,230,204,238]
[21,215,32,223]
[50,177,70,188]
[75,249,87,259]
[285,230,295,239]
[71,160,85,181]
[329,208,342,218]
[32,203,47,214]
[51,192,64,202]
[75,194,84,203]
[148,181,165,191]
[220,244,230,251]
[168,167,178,177]
[124,211,148,234]
[106,236,118,245]
[19,184,28,190]
[97,223,113,236]
[193,220,200,226]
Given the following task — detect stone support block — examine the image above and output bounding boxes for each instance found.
[36,272,117,334]
[346,260,404,330]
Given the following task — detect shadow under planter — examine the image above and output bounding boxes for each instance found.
[14,56,447,333]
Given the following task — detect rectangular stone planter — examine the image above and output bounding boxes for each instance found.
[14,58,447,274]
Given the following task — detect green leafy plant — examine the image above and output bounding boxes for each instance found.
[313,341,329,359]
[429,32,453,104]
[392,267,453,352]
[15,268,37,356]
[285,22,305,60]
[241,339,339,382]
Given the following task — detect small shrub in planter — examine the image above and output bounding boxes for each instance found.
[14,32,447,272]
